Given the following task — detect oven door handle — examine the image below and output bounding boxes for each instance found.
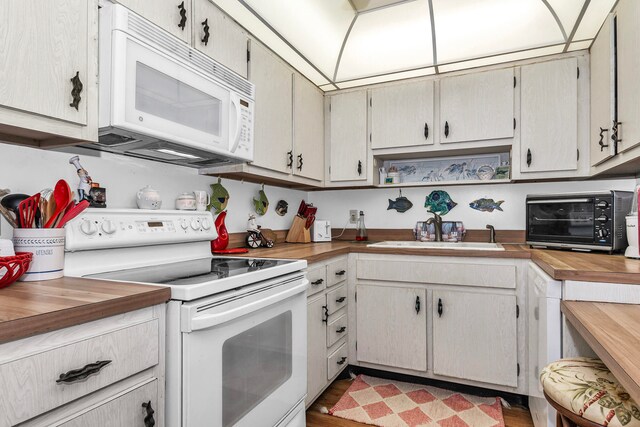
[188,280,308,331]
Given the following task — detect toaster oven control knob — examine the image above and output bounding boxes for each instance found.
[101,220,117,235]
[597,228,609,239]
[80,220,98,235]
[201,219,211,230]
[190,219,200,230]
[596,200,609,209]
[596,215,609,222]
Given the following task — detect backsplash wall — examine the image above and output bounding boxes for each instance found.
[0,142,305,239]
[308,179,637,232]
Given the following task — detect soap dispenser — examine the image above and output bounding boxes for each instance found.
[356,211,368,241]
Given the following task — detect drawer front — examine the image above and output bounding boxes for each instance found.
[60,380,158,426]
[0,320,159,426]
[327,258,348,287]
[307,265,327,297]
[326,313,348,348]
[357,259,516,289]
[327,342,348,380]
[326,284,347,315]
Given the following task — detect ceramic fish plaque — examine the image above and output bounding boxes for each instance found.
[469,198,504,212]
[208,177,229,214]
[424,190,457,215]
[275,200,288,216]
[253,184,269,216]
[387,190,413,213]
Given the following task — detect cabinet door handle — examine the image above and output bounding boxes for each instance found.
[337,356,347,365]
[526,149,532,167]
[415,295,421,314]
[69,71,83,111]
[424,122,429,139]
[287,150,293,168]
[598,127,609,151]
[142,401,156,427]
[444,121,449,138]
[177,1,187,30]
[297,154,303,171]
[336,296,346,303]
[311,279,324,285]
[201,18,210,46]
[336,326,346,333]
[437,298,443,318]
[56,360,111,384]
[611,120,622,147]
[335,270,346,276]
[357,160,362,176]
[322,305,328,323]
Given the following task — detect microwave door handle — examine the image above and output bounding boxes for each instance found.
[527,198,592,204]
[230,96,242,153]
[187,280,308,332]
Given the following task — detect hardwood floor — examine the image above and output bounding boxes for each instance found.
[306,378,535,427]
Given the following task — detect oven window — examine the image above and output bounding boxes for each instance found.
[222,311,292,427]
[135,62,221,135]
[528,201,594,241]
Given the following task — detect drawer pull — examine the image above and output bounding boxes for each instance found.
[336,326,346,333]
[335,270,346,276]
[336,296,346,303]
[438,298,443,318]
[337,356,347,365]
[311,279,324,285]
[142,401,156,427]
[322,305,328,323]
[56,360,111,384]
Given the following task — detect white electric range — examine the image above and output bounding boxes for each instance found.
[64,209,308,427]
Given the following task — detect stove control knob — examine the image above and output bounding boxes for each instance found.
[597,228,609,239]
[101,220,117,235]
[80,220,97,235]
[596,200,609,209]
[180,220,189,230]
[596,215,609,222]
[190,219,200,230]
[201,219,211,230]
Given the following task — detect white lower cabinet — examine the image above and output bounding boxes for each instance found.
[356,285,427,371]
[432,290,518,387]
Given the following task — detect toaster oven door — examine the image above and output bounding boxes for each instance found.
[526,198,595,245]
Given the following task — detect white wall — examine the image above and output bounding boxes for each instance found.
[0,142,306,238]
[308,179,637,231]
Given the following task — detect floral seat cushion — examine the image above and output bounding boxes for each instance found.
[541,357,640,427]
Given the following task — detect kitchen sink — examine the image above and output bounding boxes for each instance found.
[367,241,505,250]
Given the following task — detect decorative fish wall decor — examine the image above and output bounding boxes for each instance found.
[207,177,229,214]
[424,190,457,215]
[387,190,413,213]
[469,198,504,212]
[253,184,269,216]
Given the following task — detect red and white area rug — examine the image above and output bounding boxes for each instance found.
[329,375,505,427]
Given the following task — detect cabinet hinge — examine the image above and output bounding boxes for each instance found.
[356,341,358,351]
[577,149,580,161]
[370,133,372,142]
[517,363,520,376]
[370,98,372,107]
[329,103,331,113]
[246,49,250,62]
[513,118,516,130]
[577,67,580,79]
[355,291,357,303]
[516,304,520,318]
[513,76,516,88]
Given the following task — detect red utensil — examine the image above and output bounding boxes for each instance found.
[18,193,40,229]
[57,200,90,228]
[212,248,249,254]
[45,180,71,228]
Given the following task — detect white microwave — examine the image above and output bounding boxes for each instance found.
[95,2,254,168]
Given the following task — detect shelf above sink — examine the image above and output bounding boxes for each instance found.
[367,241,505,251]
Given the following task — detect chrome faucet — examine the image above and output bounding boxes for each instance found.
[486,224,496,243]
[426,213,443,242]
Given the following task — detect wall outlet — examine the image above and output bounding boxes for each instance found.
[349,210,359,224]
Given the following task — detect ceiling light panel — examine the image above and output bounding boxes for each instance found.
[336,67,436,89]
[337,0,433,81]
[433,0,565,64]
[438,44,564,73]
[545,0,584,38]
[243,0,354,78]
[351,0,417,13]
[573,0,616,41]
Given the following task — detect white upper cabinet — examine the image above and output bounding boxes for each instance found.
[439,68,515,144]
[192,0,248,78]
[370,81,435,149]
[0,0,98,145]
[329,91,368,182]
[520,58,578,173]
[590,14,616,167]
[293,74,324,182]
[249,41,293,174]
[432,290,518,387]
[116,0,191,43]
[616,0,640,153]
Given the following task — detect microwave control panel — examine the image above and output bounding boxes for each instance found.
[594,195,613,244]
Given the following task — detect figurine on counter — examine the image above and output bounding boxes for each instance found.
[246,214,275,248]
[69,156,107,208]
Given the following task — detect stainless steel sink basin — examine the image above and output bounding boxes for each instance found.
[367,241,505,250]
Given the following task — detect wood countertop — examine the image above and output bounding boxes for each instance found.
[562,301,640,404]
[0,277,171,344]
[239,241,640,283]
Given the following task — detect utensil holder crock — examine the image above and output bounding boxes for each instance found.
[12,228,66,281]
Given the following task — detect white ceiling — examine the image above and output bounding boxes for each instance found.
[213,0,617,91]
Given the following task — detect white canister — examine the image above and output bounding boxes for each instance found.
[175,192,197,210]
[0,239,15,257]
[13,228,66,281]
[625,215,640,259]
